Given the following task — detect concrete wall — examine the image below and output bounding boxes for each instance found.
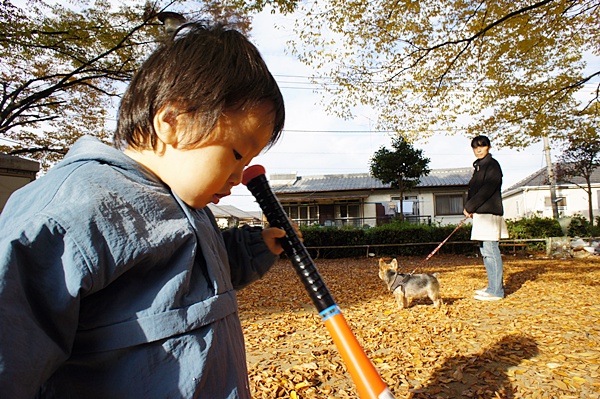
[0,154,40,213]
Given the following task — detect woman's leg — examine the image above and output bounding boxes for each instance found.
[479,241,504,298]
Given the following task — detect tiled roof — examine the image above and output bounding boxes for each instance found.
[504,164,600,192]
[207,204,260,220]
[419,168,473,187]
[207,204,230,217]
[504,169,547,191]
[270,168,473,194]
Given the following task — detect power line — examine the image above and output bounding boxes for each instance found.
[272,74,334,81]
[284,129,394,134]
[280,128,472,134]
[273,73,600,92]
[279,86,327,91]
[0,137,21,145]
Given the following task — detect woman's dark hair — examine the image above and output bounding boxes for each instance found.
[471,135,491,148]
[114,22,285,151]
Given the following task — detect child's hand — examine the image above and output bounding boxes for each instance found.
[262,224,303,255]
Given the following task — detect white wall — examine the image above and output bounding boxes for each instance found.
[503,185,600,221]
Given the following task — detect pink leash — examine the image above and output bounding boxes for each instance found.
[408,216,469,275]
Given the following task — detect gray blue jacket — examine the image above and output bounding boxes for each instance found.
[0,136,277,398]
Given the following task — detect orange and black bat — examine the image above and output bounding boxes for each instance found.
[243,165,395,399]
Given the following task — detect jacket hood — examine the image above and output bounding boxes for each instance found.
[56,136,163,187]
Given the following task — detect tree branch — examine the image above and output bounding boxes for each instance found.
[8,146,68,156]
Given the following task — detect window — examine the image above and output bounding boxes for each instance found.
[391,195,419,216]
[338,204,360,218]
[283,203,318,226]
[336,202,361,227]
[435,194,464,215]
[287,206,299,219]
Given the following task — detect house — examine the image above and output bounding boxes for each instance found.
[269,168,473,227]
[502,166,600,221]
[0,154,40,213]
[207,204,263,228]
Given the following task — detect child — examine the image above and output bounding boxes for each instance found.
[0,22,287,398]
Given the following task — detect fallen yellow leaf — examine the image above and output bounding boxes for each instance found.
[294,381,310,390]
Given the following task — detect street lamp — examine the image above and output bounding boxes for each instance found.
[157,12,186,34]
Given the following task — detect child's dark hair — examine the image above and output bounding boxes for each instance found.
[471,135,491,148]
[114,22,285,151]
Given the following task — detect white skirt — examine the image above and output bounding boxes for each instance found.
[470,213,509,241]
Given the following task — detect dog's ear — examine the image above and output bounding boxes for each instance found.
[391,258,398,270]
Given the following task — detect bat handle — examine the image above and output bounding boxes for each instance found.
[244,172,336,312]
[243,166,396,399]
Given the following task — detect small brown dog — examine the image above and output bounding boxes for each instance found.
[378,258,442,309]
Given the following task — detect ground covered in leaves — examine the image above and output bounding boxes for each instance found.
[237,253,600,399]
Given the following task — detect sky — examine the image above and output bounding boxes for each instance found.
[217,9,579,212]
[3,4,596,213]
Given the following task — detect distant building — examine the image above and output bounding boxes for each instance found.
[0,154,40,213]
[502,165,600,221]
[269,168,473,227]
[207,204,263,228]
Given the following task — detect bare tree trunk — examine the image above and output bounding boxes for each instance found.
[543,136,560,219]
[587,179,594,226]
[398,179,405,221]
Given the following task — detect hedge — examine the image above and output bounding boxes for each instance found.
[296,216,564,259]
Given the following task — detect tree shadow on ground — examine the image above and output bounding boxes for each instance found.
[504,261,600,294]
[411,334,538,399]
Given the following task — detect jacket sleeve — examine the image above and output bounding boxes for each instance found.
[0,217,89,398]
[465,160,503,214]
[221,225,278,291]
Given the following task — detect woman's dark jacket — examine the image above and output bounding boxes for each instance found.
[465,153,504,215]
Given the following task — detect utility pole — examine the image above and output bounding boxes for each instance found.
[543,136,560,219]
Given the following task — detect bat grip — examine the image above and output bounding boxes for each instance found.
[245,174,335,312]
[243,169,396,399]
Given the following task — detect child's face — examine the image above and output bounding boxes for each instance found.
[130,102,275,209]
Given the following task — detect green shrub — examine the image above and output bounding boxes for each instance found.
[300,225,366,258]
[567,215,600,237]
[299,221,474,258]
[506,216,562,239]
[365,222,433,256]
[568,215,588,237]
[295,216,574,259]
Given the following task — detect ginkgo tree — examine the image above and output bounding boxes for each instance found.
[288,0,600,149]
[0,0,294,168]
[0,0,165,167]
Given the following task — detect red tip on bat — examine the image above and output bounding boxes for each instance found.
[242,165,266,186]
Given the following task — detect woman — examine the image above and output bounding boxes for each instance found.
[463,135,509,301]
